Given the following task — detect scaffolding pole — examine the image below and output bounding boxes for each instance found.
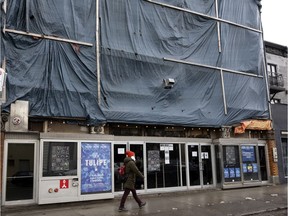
[144,0,262,34]
[215,0,222,53]
[96,0,101,105]
[3,28,93,47]
[164,57,263,78]
[220,69,228,115]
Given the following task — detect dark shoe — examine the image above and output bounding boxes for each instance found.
[139,201,146,208]
[118,207,128,212]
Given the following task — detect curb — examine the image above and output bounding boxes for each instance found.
[240,206,287,216]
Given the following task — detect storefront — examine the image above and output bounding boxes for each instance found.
[2,135,269,205]
[113,138,217,195]
[214,139,269,189]
[2,133,115,206]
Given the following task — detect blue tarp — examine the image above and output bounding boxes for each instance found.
[1,0,269,127]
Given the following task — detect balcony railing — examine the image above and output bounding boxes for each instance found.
[269,74,284,87]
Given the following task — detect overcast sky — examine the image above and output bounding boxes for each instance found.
[261,0,288,46]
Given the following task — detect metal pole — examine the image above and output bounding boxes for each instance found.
[260,22,273,121]
[26,0,30,32]
[144,0,262,33]
[164,57,263,78]
[220,69,228,115]
[96,0,101,105]
[215,0,222,53]
[3,28,93,47]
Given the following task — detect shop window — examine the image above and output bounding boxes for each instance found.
[43,142,77,177]
[223,146,241,182]
[241,146,259,181]
[6,143,35,201]
[146,143,181,189]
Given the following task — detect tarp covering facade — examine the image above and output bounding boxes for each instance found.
[1,0,270,127]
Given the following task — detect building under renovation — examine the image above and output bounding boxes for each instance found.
[0,0,278,206]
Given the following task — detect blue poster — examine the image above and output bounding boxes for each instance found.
[229,168,235,178]
[241,146,255,162]
[252,163,258,173]
[242,164,247,173]
[247,164,253,173]
[235,168,241,178]
[224,168,229,178]
[81,142,112,194]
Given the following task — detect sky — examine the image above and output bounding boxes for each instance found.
[261,0,288,46]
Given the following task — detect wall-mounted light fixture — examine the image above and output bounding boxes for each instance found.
[163,78,175,89]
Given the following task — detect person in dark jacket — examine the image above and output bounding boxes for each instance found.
[118,151,146,212]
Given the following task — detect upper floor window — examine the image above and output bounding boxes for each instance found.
[267,64,277,77]
[270,99,281,104]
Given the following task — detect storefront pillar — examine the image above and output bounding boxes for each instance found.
[267,131,279,184]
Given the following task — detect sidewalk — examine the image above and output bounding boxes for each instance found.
[2,184,287,216]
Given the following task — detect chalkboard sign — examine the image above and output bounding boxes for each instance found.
[225,146,236,165]
[51,146,70,171]
[148,150,160,171]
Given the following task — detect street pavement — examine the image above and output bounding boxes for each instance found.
[1,184,287,216]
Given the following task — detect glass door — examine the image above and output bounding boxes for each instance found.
[146,143,181,189]
[5,142,36,202]
[113,142,145,191]
[187,145,200,186]
[201,145,213,186]
[258,145,268,181]
[113,143,127,192]
[187,144,213,187]
[130,143,144,190]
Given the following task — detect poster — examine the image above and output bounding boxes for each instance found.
[81,142,112,194]
[247,164,253,173]
[51,146,70,171]
[160,144,173,151]
[118,148,125,154]
[243,164,247,173]
[241,146,255,162]
[148,150,160,171]
[192,151,198,157]
[165,149,170,164]
[252,163,258,173]
[235,168,241,178]
[229,168,235,178]
[224,168,229,178]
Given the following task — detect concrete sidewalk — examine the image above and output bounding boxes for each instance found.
[2,184,287,216]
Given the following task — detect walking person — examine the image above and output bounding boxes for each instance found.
[118,151,146,212]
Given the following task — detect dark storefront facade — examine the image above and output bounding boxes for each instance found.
[2,131,271,205]
[271,103,288,184]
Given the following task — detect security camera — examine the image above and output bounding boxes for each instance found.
[163,78,175,89]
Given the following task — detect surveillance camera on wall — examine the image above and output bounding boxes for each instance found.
[163,78,175,89]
